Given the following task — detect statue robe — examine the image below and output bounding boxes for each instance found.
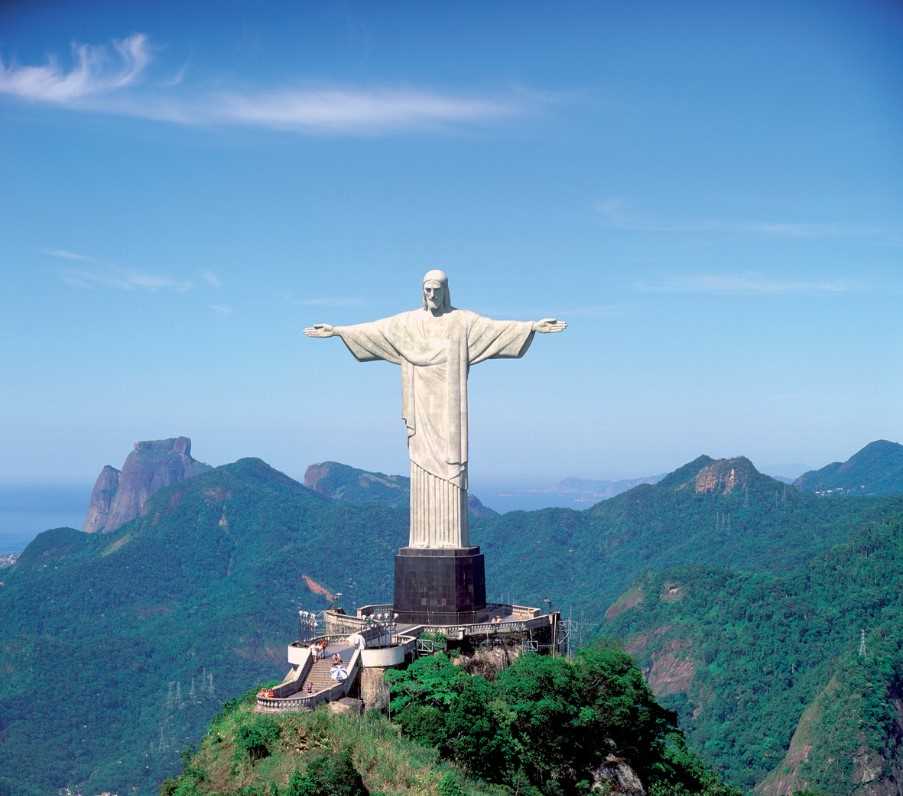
[337,308,534,548]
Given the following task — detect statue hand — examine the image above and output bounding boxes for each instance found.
[304,323,336,338]
[533,318,567,334]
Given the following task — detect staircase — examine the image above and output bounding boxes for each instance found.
[257,641,359,712]
[298,644,354,696]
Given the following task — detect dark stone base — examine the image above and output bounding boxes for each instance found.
[393,546,487,625]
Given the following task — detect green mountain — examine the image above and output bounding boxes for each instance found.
[304,460,498,518]
[4,452,903,794]
[164,646,738,795]
[0,458,408,796]
[476,454,903,618]
[795,439,903,496]
[602,516,903,794]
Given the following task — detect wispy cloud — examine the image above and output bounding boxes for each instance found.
[61,264,192,293]
[43,248,96,262]
[201,269,221,287]
[0,34,525,134]
[213,89,516,133]
[0,34,150,103]
[209,303,233,315]
[595,198,889,241]
[635,273,856,296]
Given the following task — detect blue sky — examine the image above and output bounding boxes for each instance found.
[1,1,901,487]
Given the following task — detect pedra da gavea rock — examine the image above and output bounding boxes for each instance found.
[304,269,566,549]
[83,436,210,533]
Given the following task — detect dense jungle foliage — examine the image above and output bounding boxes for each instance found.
[159,686,496,795]
[3,453,902,793]
[385,644,738,795]
[163,647,737,795]
[604,516,903,793]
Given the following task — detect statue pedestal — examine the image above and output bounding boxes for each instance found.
[393,546,487,626]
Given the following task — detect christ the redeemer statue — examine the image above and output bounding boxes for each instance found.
[305,270,566,550]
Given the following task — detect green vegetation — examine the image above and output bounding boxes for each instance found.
[4,452,903,793]
[385,644,738,795]
[795,439,903,496]
[159,687,504,795]
[604,517,903,792]
[478,456,903,619]
[0,458,409,795]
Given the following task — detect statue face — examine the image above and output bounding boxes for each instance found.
[423,281,445,311]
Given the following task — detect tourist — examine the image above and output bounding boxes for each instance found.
[330,663,348,683]
[309,640,320,661]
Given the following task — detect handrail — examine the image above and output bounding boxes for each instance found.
[257,647,363,713]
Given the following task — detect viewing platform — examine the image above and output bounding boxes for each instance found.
[256,602,563,713]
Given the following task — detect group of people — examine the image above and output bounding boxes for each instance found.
[307,638,348,683]
[308,637,329,661]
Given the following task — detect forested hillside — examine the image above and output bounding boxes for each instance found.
[795,439,903,497]
[603,516,903,793]
[3,452,902,794]
[164,645,739,795]
[478,455,903,617]
[0,458,408,795]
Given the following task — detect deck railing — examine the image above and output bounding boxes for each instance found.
[257,647,363,713]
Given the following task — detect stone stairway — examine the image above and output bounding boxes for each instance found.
[299,646,354,695]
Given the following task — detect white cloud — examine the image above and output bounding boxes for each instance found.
[0,34,150,103]
[0,34,524,134]
[61,265,191,293]
[43,248,95,262]
[215,88,516,133]
[201,269,222,287]
[595,198,887,241]
[635,273,855,296]
[209,303,233,315]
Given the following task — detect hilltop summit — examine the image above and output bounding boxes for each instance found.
[83,436,211,533]
[795,439,903,496]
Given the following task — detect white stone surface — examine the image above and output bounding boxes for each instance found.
[305,270,565,548]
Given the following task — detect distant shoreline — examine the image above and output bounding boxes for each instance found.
[0,483,90,553]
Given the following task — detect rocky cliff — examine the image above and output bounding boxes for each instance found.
[83,437,210,533]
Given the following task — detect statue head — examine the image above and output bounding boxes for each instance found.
[422,269,451,313]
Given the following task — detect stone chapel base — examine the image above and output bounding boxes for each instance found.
[393,546,488,625]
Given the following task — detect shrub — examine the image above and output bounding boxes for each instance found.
[235,714,282,762]
[286,748,368,795]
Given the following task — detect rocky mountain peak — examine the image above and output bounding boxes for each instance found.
[693,457,758,495]
[83,437,211,533]
[83,465,122,534]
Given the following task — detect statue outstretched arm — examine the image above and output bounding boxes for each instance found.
[532,318,567,334]
[304,323,337,338]
[304,319,402,364]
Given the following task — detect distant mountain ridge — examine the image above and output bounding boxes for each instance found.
[6,447,903,793]
[794,439,903,497]
[83,437,211,533]
[304,460,497,519]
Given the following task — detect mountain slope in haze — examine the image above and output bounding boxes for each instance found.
[476,454,903,617]
[5,452,903,795]
[304,460,498,518]
[84,436,211,533]
[603,516,903,794]
[795,439,903,497]
[0,458,409,796]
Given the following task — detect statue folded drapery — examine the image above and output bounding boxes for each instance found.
[304,270,566,549]
[337,307,534,547]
